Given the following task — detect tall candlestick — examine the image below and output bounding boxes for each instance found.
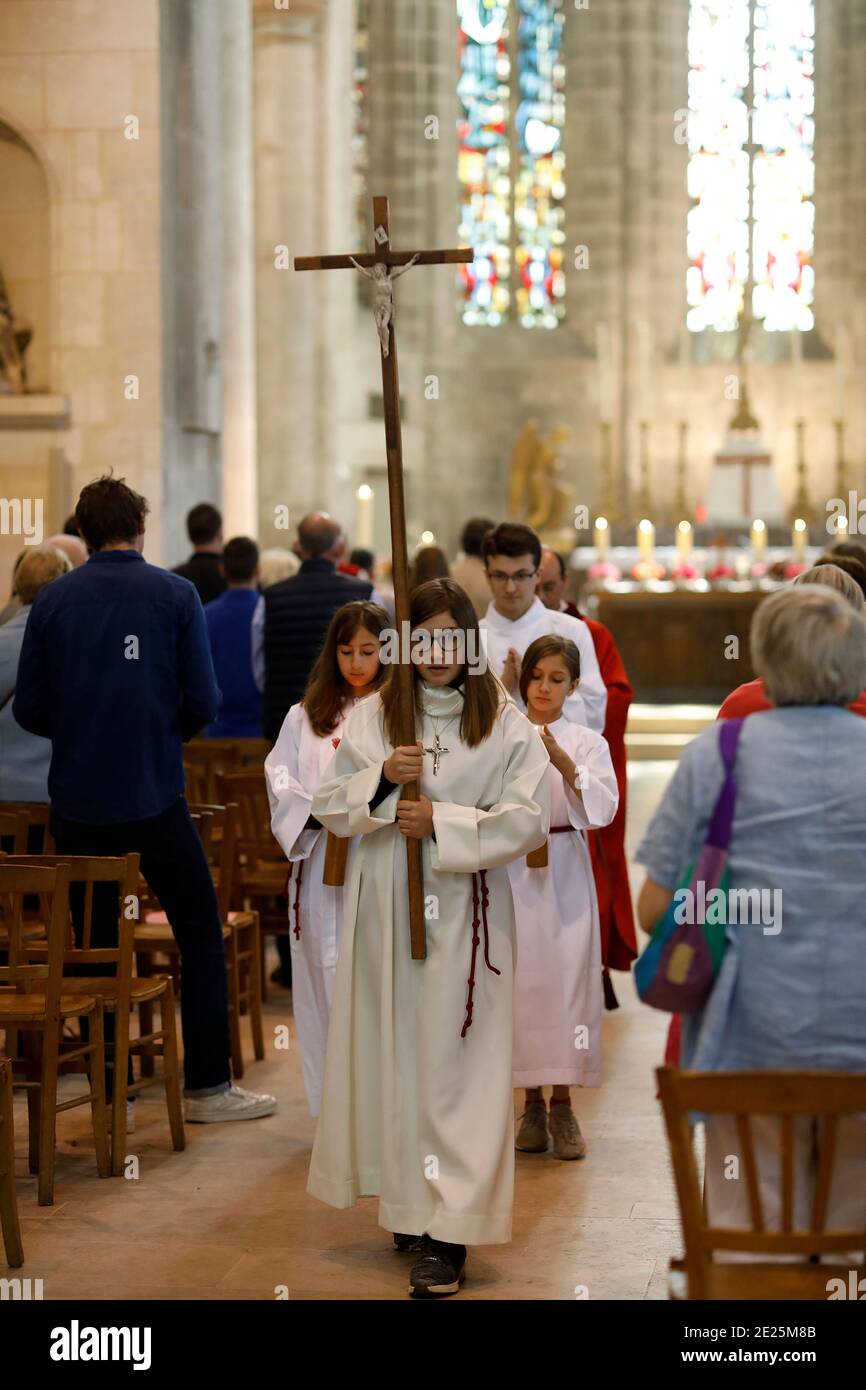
[835,325,849,421]
[637,518,655,562]
[596,320,614,423]
[750,518,767,556]
[356,483,374,548]
[834,420,847,497]
[676,520,693,562]
[791,517,808,560]
[593,516,610,556]
[791,330,804,404]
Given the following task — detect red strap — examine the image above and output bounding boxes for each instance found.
[288,859,304,938]
[461,870,498,1037]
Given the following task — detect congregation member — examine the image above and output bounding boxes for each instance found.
[204,536,263,738]
[0,548,26,627]
[409,544,450,592]
[14,475,275,1123]
[0,546,70,801]
[536,545,637,993]
[812,551,866,601]
[348,547,376,581]
[636,585,866,1241]
[45,533,88,568]
[308,578,550,1298]
[451,516,494,618]
[719,564,866,720]
[253,512,373,744]
[265,600,389,1115]
[479,522,607,733]
[258,546,300,590]
[509,637,618,1161]
[172,502,226,605]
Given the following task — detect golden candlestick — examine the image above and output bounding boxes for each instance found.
[635,420,652,520]
[671,421,689,523]
[788,419,814,525]
[834,420,847,498]
[598,421,620,523]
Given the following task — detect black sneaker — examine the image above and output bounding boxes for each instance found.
[408,1237,467,1298]
[393,1232,423,1253]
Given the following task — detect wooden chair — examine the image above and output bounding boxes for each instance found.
[0,809,30,855]
[184,738,271,806]
[657,1066,866,1300]
[9,854,185,1176]
[0,862,109,1205]
[134,804,264,1078]
[0,802,54,853]
[217,771,289,998]
[0,1057,23,1267]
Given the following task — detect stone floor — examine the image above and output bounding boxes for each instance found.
[7,762,683,1302]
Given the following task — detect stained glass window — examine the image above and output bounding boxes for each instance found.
[458,0,565,329]
[687,0,815,334]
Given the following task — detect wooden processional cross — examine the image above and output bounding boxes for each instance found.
[295,196,473,961]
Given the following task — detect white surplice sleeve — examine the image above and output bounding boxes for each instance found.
[265,702,321,862]
[556,614,607,734]
[561,726,619,832]
[430,702,550,873]
[312,696,399,838]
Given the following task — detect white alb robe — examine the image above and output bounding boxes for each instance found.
[509,718,619,1087]
[307,683,550,1245]
[479,597,607,733]
[265,701,354,1117]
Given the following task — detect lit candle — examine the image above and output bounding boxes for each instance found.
[593,516,610,556]
[676,520,692,562]
[356,484,374,548]
[836,514,850,543]
[750,518,767,556]
[637,517,655,562]
[420,530,435,545]
[791,517,808,560]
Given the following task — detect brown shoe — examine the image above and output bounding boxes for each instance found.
[515,1100,549,1153]
[549,1103,586,1160]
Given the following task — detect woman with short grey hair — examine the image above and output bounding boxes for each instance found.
[636,584,866,1248]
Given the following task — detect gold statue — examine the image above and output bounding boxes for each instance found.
[507,419,575,545]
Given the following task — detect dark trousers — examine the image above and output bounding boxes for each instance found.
[50,797,231,1093]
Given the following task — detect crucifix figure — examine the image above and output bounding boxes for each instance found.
[295,196,473,960]
[424,733,450,777]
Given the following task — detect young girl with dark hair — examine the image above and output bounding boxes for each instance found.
[265,600,389,1117]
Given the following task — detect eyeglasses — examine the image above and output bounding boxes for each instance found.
[487,569,537,584]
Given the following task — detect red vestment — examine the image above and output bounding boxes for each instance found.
[571,610,637,972]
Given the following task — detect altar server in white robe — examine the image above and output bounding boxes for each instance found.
[265,601,389,1117]
[478,522,607,732]
[308,578,550,1299]
[508,635,618,1161]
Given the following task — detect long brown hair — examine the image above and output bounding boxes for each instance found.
[380,578,502,749]
[304,601,390,736]
[518,634,580,706]
[409,545,450,591]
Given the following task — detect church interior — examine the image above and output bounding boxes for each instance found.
[1,0,865,1332]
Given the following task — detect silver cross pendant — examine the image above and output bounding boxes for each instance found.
[424,733,449,775]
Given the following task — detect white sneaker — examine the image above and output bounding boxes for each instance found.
[126,1101,135,1134]
[184,1084,277,1124]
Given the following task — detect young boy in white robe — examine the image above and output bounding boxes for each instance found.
[509,635,619,1160]
[264,601,389,1117]
[308,578,550,1298]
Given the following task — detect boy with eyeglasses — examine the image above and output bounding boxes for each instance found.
[479,523,607,733]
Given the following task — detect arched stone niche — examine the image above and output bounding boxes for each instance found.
[0,120,50,392]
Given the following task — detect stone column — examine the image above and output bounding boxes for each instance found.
[253,0,321,544]
[221,0,258,538]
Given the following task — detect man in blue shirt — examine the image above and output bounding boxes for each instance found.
[204,537,263,738]
[14,476,275,1123]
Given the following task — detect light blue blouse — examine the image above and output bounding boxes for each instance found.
[0,605,50,803]
[636,706,866,1074]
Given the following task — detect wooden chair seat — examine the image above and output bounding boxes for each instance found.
[0,1058,23,1268]
[136,918,230,944]
[0,919,46,942]
[669,1256,857,1301]
[237,865,286,893]
[29,976,170,1006]
[0,992,100,1021]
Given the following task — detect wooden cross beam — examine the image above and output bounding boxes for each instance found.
[295,195,473,961]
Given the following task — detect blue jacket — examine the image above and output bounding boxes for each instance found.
[13,549,220,824]
[204,588,262,738]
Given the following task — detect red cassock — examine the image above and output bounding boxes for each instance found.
[565,604,638,973]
